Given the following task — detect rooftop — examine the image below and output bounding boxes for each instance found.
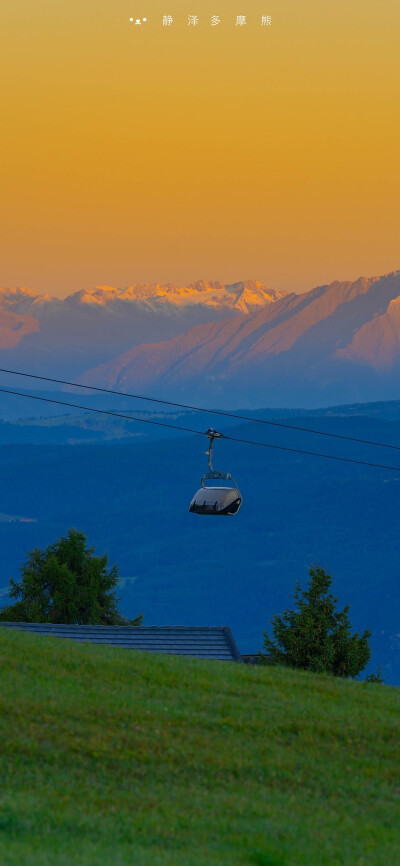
[0,622,242,662]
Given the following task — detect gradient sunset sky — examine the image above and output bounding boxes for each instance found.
[1,0,399,296]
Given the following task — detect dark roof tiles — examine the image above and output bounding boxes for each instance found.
[0,623,242,662]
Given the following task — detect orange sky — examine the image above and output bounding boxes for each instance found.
[1,0,399,297]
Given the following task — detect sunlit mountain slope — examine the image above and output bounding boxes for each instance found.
[80,272,400,407]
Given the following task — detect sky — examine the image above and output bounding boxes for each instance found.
[1,0,399,297]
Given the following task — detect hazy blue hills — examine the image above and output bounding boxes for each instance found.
[0,404,399,683]
[3,387,400,443]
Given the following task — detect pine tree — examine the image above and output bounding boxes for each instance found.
[0,529,143,626]
[261,565,371,677]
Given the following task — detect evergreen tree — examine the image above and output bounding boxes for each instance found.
[0,529,143,626]
[261,565,371,677]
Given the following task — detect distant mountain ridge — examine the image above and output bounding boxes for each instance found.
[0,280,284,320]
[0,280,285,377]
[66,280,286,313]
[79,271,400,408]
[2,272,400,408]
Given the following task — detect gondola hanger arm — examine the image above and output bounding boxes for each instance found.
[204,428,223,472]
[202,428,231,482]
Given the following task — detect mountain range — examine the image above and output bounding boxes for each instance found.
[0,280,284,378]
[79,271,400,408]
[1,272,400,407]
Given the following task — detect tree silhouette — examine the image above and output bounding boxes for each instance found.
[261,565,371,677]
[0,529,142,626]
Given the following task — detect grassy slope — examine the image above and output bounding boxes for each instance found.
[0,631,399,866]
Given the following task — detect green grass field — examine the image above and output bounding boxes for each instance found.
[0,630,399,866]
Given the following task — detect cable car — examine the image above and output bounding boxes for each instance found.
[189,428,242,516]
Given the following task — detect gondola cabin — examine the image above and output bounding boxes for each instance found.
[189,485,242,515]
[189,428,242,517]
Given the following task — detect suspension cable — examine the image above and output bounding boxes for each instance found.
[1,385,399,472]
[0,366,398,453]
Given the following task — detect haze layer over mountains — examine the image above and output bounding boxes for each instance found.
[1,272,400,407]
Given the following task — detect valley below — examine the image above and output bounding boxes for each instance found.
[0,402,399,683]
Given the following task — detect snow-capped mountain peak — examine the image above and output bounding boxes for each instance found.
[64,280,285,314]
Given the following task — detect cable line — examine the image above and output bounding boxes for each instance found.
[0,385,399,473]
[0,366,399,453]
[0,387,202,436]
